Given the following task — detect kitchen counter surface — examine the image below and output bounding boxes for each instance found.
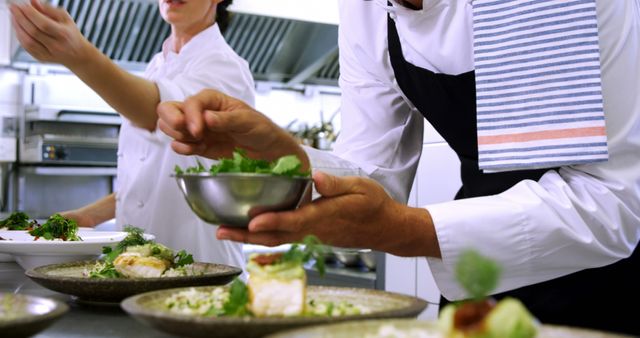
[0,262,177,338]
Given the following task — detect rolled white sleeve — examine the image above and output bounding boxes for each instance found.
[429,0,640,300]
[312,2,425,204]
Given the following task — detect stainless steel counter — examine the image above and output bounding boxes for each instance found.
[0,262,177,338]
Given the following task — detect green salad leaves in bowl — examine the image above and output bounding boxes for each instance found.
[174,150,312,227]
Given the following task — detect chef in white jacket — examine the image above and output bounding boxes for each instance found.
[157,0,639,334]
[10,0,252,269]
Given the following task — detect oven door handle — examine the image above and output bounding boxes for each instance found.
[20,167,117,176]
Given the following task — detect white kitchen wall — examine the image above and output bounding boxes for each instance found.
[254,84,341,132]
[230,0,339,25]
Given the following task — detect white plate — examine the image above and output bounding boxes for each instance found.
[0,230,127,255]
[0,230,129,270]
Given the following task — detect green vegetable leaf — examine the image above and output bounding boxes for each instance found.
[174,165,184,175]
[455,249,501,300]
[270,155,302,176]
[174,249,194,267]
[102,225,152,263]
[0,211,33,230]
[223,279,249,316]
[28,214,81,241]
[177,149,310,177]
[282,235,326,276]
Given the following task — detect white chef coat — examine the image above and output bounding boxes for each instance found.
[116,24,255,271]
[306,0,640,300]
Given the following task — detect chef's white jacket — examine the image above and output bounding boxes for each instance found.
[116,24,255,270]
[306,0,640,300]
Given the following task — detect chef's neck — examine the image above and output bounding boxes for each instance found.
[400,0,423,10]
[168,21,214,53]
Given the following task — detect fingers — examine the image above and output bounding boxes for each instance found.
[248,209,307,233]
[216,227,301,247]
[182,89,230,138]
[10,5,50,59]
[18,3,59,38]
[31,0,70,22]
[157,101,199,141]
[313,171,361,198]
[11,3,60,50]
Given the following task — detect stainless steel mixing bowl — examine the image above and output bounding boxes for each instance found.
[174,173,312,227]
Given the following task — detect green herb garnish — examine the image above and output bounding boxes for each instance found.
[282,235,327,276]
[174,249,194,267]
[102,225,152,263]
[222,279,249,316]
[28,213,81,241]
[455,249,501,300]
[175,149,310,177]
[0,211,34,230]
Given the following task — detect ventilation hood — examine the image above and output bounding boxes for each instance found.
[11,0,340,86]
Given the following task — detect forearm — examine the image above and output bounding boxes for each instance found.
[66,45,160,131]
[378,203,441,258]
[70,193,116,227]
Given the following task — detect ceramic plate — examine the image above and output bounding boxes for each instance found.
[0,292,69,338]
[121,285,428,338]
[25,260,242,302]
[0,230,126,255]
[0,230,129,270]
[266,318,633,338]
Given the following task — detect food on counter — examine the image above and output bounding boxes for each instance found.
[437,250,538,338]
[174,149,310,177]
[164,235,368,318]
[0,212,81,241]
[27,213,81,241]
[0,211,37,231]
[86,226,195,279]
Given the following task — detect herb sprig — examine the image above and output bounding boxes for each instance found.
[282,235,326,276]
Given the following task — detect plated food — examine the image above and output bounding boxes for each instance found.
[86,226,195,279]
[173,150,312,227]
[0,229,127,270]
[121,236,427,338]
[438,250,538,338]
[0,212,81,241]
[265,319,633,338]
[24,227,242,302]
[122,285,427,338]
[0,292,69,338]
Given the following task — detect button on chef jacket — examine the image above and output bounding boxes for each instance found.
[116,23,255,271]
[306,0,640,301]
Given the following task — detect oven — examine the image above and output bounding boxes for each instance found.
[5,72,121,219]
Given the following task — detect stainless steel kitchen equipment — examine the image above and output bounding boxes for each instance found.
[5,72,121,219]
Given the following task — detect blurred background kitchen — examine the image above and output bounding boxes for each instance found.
[0,0,463,320]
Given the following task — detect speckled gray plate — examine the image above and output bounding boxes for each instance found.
[24,260,242,303]
[0,292,69,338]
[266,318,634,338]
[121,285,428,338]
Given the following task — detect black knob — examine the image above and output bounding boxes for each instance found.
[54,147,67,160]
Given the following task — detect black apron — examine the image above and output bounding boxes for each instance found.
[387,15,639,335]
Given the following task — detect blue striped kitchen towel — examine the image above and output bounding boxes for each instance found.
[472,0,608,172]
